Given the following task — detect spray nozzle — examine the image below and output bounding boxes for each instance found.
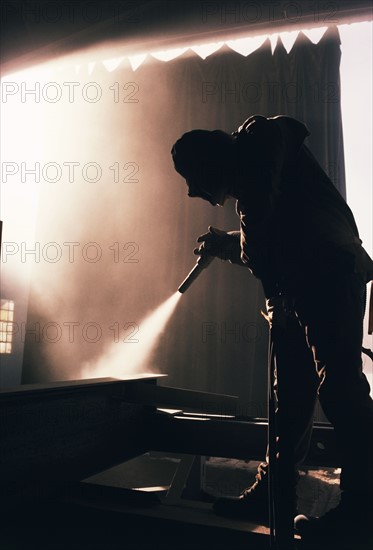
[178,254,215,294]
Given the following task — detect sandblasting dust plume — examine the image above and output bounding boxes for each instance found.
[81,292,182,379]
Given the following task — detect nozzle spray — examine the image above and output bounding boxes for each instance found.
[178,254,215,294]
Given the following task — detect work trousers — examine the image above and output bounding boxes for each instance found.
[266,270,373,506]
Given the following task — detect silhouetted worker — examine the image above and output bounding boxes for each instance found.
[171,115,373,545]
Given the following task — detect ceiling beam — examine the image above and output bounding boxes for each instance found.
[1,0,372,76]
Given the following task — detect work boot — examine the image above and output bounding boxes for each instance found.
[213,462,269,522]
[294,492,373,547]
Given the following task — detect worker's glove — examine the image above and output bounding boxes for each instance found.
[194,226,242,264]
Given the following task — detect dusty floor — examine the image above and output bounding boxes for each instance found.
[85,452,342,518]
[204,457,341,517]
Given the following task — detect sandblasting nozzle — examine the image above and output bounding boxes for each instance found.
[178,255,215,293]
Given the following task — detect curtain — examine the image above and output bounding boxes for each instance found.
[22,26,344,417]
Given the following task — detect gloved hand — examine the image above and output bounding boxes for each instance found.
[194,226,243,264]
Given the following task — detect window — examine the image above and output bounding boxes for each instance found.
[0,299,15,354]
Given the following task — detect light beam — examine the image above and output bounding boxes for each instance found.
[81,292,182,379]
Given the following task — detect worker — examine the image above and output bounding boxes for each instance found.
[171,115,373,545]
